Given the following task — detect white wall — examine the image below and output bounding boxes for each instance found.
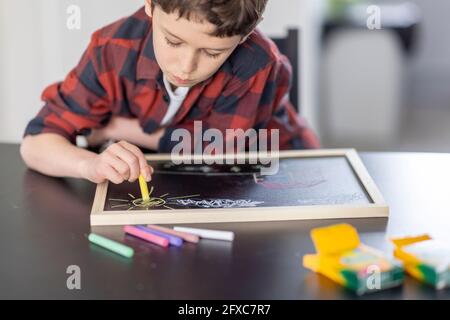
[1,0,44,143]
[0,0,321,143]
[0,0,143,143]
[375,0,450,74]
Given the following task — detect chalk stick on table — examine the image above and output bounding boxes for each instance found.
[124,225,169,247]
[173,227,234,242]
[88,233,134,258]
[135,225,183,247]
[147,225,200,243]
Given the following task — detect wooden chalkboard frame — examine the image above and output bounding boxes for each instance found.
[90,149,388,226]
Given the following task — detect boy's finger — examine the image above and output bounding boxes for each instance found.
[108,143,140,182]
[103,163,124,185]
[147,165,154,181]
[118,141,151,181]
[104,152,130,181]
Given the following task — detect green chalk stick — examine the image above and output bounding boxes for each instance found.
[88,233,134,258]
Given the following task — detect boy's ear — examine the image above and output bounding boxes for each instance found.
[239,16,264,44]
[144,0,153,18]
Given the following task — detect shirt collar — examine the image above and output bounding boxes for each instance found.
[136,17,160,81]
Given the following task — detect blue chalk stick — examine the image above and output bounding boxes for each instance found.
[135,225,183,247]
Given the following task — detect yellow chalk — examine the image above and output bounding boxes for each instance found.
[138,175,150,202]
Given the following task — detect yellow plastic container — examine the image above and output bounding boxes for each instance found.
[391,235,450,289]
[303,224,404,295]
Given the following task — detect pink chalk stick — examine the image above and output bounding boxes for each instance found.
[147,225,200,243]
[124,226,169,247]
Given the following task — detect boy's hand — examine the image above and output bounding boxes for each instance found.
[79,140,153,184]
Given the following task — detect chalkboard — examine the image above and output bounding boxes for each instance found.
[91,149,388,226]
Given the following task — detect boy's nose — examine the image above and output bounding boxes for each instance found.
[180,50,198,75]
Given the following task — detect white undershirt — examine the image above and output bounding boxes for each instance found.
[160,75,190,126]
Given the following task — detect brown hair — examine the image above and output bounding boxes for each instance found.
[151,0,268,37]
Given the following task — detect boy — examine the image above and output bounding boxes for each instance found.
[20,0,319,185]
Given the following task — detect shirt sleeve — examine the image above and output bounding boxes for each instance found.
[262,55,320,150]
[23,30,112,144]
[158,55,320,153]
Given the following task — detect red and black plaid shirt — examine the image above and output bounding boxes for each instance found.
[24,7,320,152]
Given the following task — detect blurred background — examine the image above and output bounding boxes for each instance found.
[0,0,449,152]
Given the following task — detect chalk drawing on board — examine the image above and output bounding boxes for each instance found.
[172,199,264,208]
[103,155,371,211]
[90,149,389,226]
[108,190,202,211]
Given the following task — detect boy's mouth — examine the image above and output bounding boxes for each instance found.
[170,73,192,86]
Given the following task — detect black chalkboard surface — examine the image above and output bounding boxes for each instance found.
[91,149,387,225]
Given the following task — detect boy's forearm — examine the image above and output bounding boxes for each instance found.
[103,118,165,151]
[20,133,97,179]
[123,128,165,151]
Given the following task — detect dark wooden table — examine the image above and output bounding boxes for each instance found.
[1,143,449,299]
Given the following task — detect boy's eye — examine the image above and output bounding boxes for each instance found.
[165,37,221,59]
[165,38,182,47]
[204,51,221,59]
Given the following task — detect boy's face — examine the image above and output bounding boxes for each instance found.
[145,2,244,88]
